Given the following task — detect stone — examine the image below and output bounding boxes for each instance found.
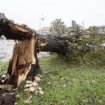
[24,84,32,88]
[35,76,41,82]
[24,88,29,92]
[1,79,5,83]
[26,80,32,84]
[2,74,6,78]
[34,90,38,95]
[37,86,42,91]
[29,87,35,92]
[32,81,38,87]
[34,90,44,95]
[39,90,44,95]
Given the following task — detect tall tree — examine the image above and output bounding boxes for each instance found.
[49,19,67,35]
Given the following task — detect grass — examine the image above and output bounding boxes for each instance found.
[0,62,8,75]
[1,55,105,105]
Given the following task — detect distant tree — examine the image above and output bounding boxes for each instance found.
[49,19,67,35]
[87,26,98,34]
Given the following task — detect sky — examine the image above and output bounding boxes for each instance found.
[0,0,105,30]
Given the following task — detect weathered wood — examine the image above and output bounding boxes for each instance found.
[5,38,42,88]
[0,13,35,40]
[0,13,42,88]
[37,33,69,55]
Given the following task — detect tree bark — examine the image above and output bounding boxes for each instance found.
[0,13,41,88]
[37,33,69,55]
[0,13,35,40]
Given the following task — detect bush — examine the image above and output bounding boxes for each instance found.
[64,35,105,67]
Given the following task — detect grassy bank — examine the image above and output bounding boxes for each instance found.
[0,62,8,75]
[1,56,105,105]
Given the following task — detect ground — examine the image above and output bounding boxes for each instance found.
[0,55,105,105]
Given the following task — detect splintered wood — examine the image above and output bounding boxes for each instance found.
[0,13,35,40]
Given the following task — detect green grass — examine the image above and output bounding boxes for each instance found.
[0,62,8,75]
[1,56,105,105]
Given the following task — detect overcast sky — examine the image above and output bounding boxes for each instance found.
[0,0,105,29]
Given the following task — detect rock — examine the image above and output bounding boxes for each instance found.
[39,90,44,95]
[16,94,20,98]
[34,76,41,82]
[34,89,44,95]
[26,80,32,84]
[37,74,43,78]
[37,86,42,91]
[2,74,6,78]
[16,94,20,101]
[29,87,35,92]
[2,93,16,105]
[24,88,29,92]
[24,84,32,88]
[15,102,18,105]
[32,81,38,87]
[1,79,5,83]
[34,90,38,95]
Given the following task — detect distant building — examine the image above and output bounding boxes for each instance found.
[37,27,50,35]
[96,26,105,34]
[71,20,78,31]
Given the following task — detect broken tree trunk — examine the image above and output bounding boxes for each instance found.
[0,13,35,40]
[37,34,69,55]
[6,38,41,87]
[0,13,70,88]
[0,13,69,55]
[0,13,41,88]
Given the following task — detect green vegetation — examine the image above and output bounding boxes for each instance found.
[49,19,105,66]
[0,62,8,75]
[66,34,105,66]
[1,55,105,105]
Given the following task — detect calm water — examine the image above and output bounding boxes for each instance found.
[0,39,14,61]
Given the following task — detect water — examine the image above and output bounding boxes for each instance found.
[0,39,14,61]
[0,39,48,61]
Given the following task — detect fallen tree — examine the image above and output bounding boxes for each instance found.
[0,13,71,89]
[0,13,105,88]
[0,13,35,40]
[0,13,69,55]
[37,34,69,55]
[0,13,42,88]
[1,13,105,105]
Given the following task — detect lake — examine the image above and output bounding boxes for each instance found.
[0,39,14,61]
